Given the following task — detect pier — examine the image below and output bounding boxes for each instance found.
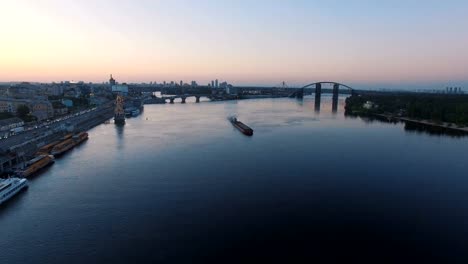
[0,104,113,174]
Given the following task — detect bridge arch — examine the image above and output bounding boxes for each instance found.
[301,81,354,91]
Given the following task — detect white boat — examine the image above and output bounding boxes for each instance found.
[0,178,28,205]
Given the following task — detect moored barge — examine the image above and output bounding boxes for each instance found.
[16,155,55,178]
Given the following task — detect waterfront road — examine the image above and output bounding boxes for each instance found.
[0,103,114,152]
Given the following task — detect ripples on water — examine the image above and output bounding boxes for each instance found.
[1,96,468,263]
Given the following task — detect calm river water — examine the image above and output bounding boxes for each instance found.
[1,96,468,263]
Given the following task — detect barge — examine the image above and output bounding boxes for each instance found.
[50,132,89,156]
[36,140,61,155]
[17,155,55,178]
[229,116,254,136]
[51,138,76,156]
[73,132,89,145]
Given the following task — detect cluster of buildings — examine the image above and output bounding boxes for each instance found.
[0,83,55,121]
[135,78,238,97]
[208,79,237,96]
[0,80,113,137]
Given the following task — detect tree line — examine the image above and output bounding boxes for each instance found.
[345,93,468,126]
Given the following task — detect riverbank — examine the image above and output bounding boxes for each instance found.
[345,93,468,134]
[0,106,113,176]
[371,113,468,134]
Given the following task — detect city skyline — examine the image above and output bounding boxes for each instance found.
[1,0,468,88]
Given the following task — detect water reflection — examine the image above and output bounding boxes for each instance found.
[314,95,321,113]
[332,94,338,114]
[114,122,125,144]
[2,96,468,263]
[345,113,468,138]
[404,122,468,138]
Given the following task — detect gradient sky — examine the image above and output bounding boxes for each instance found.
[1,0,467,88]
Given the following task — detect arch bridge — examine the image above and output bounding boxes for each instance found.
[289,81,356,113]
[290,81,355,99]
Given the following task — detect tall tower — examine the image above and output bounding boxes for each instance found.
[114,94,125,125]
[110,74,116,86]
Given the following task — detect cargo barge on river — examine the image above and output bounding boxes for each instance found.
[229,117,254,136]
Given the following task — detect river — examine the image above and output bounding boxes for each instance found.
[1,96,468,263]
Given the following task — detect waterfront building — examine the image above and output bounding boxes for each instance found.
[31,101,54,121]
[0,98,31,114]
[0,100,18,113]
[111,85,129,96]
[226,85,236,95]
[0,97,53,120]
[7,83,39,99]
[46,85,64,96]
[61,99,74,108]
[88,96,107,106]
[363,101,378,110]
[54,107,68,116]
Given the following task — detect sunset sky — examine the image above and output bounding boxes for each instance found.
[1,0,467,88]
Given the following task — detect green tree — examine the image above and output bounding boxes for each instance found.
[17,105,30,118]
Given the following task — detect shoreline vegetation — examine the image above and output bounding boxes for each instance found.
[345,93,468,135]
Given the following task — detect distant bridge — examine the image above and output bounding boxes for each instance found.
[162,94,212,104]
[289,81,356,113]
[303,81,354,91]
[289,81,355,98]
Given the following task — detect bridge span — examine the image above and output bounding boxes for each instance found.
[289,81,356,113]
[162,94,211,104]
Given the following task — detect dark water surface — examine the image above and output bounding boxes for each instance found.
[1,96,468,263]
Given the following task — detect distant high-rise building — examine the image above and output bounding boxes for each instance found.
[211,80,215,88]
[180,80,183,86]
[215,79,219,88]
[109,74,116,86]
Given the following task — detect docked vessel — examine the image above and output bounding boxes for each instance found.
[0,178,28,205]
[16,155,55,178]
[62,133,73,140]
[114,94,126,125]
[73,132,88,145]
[49,132,89,156]
[229,116,254,136]
[36,140,60,155]
[51,138,76,156]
